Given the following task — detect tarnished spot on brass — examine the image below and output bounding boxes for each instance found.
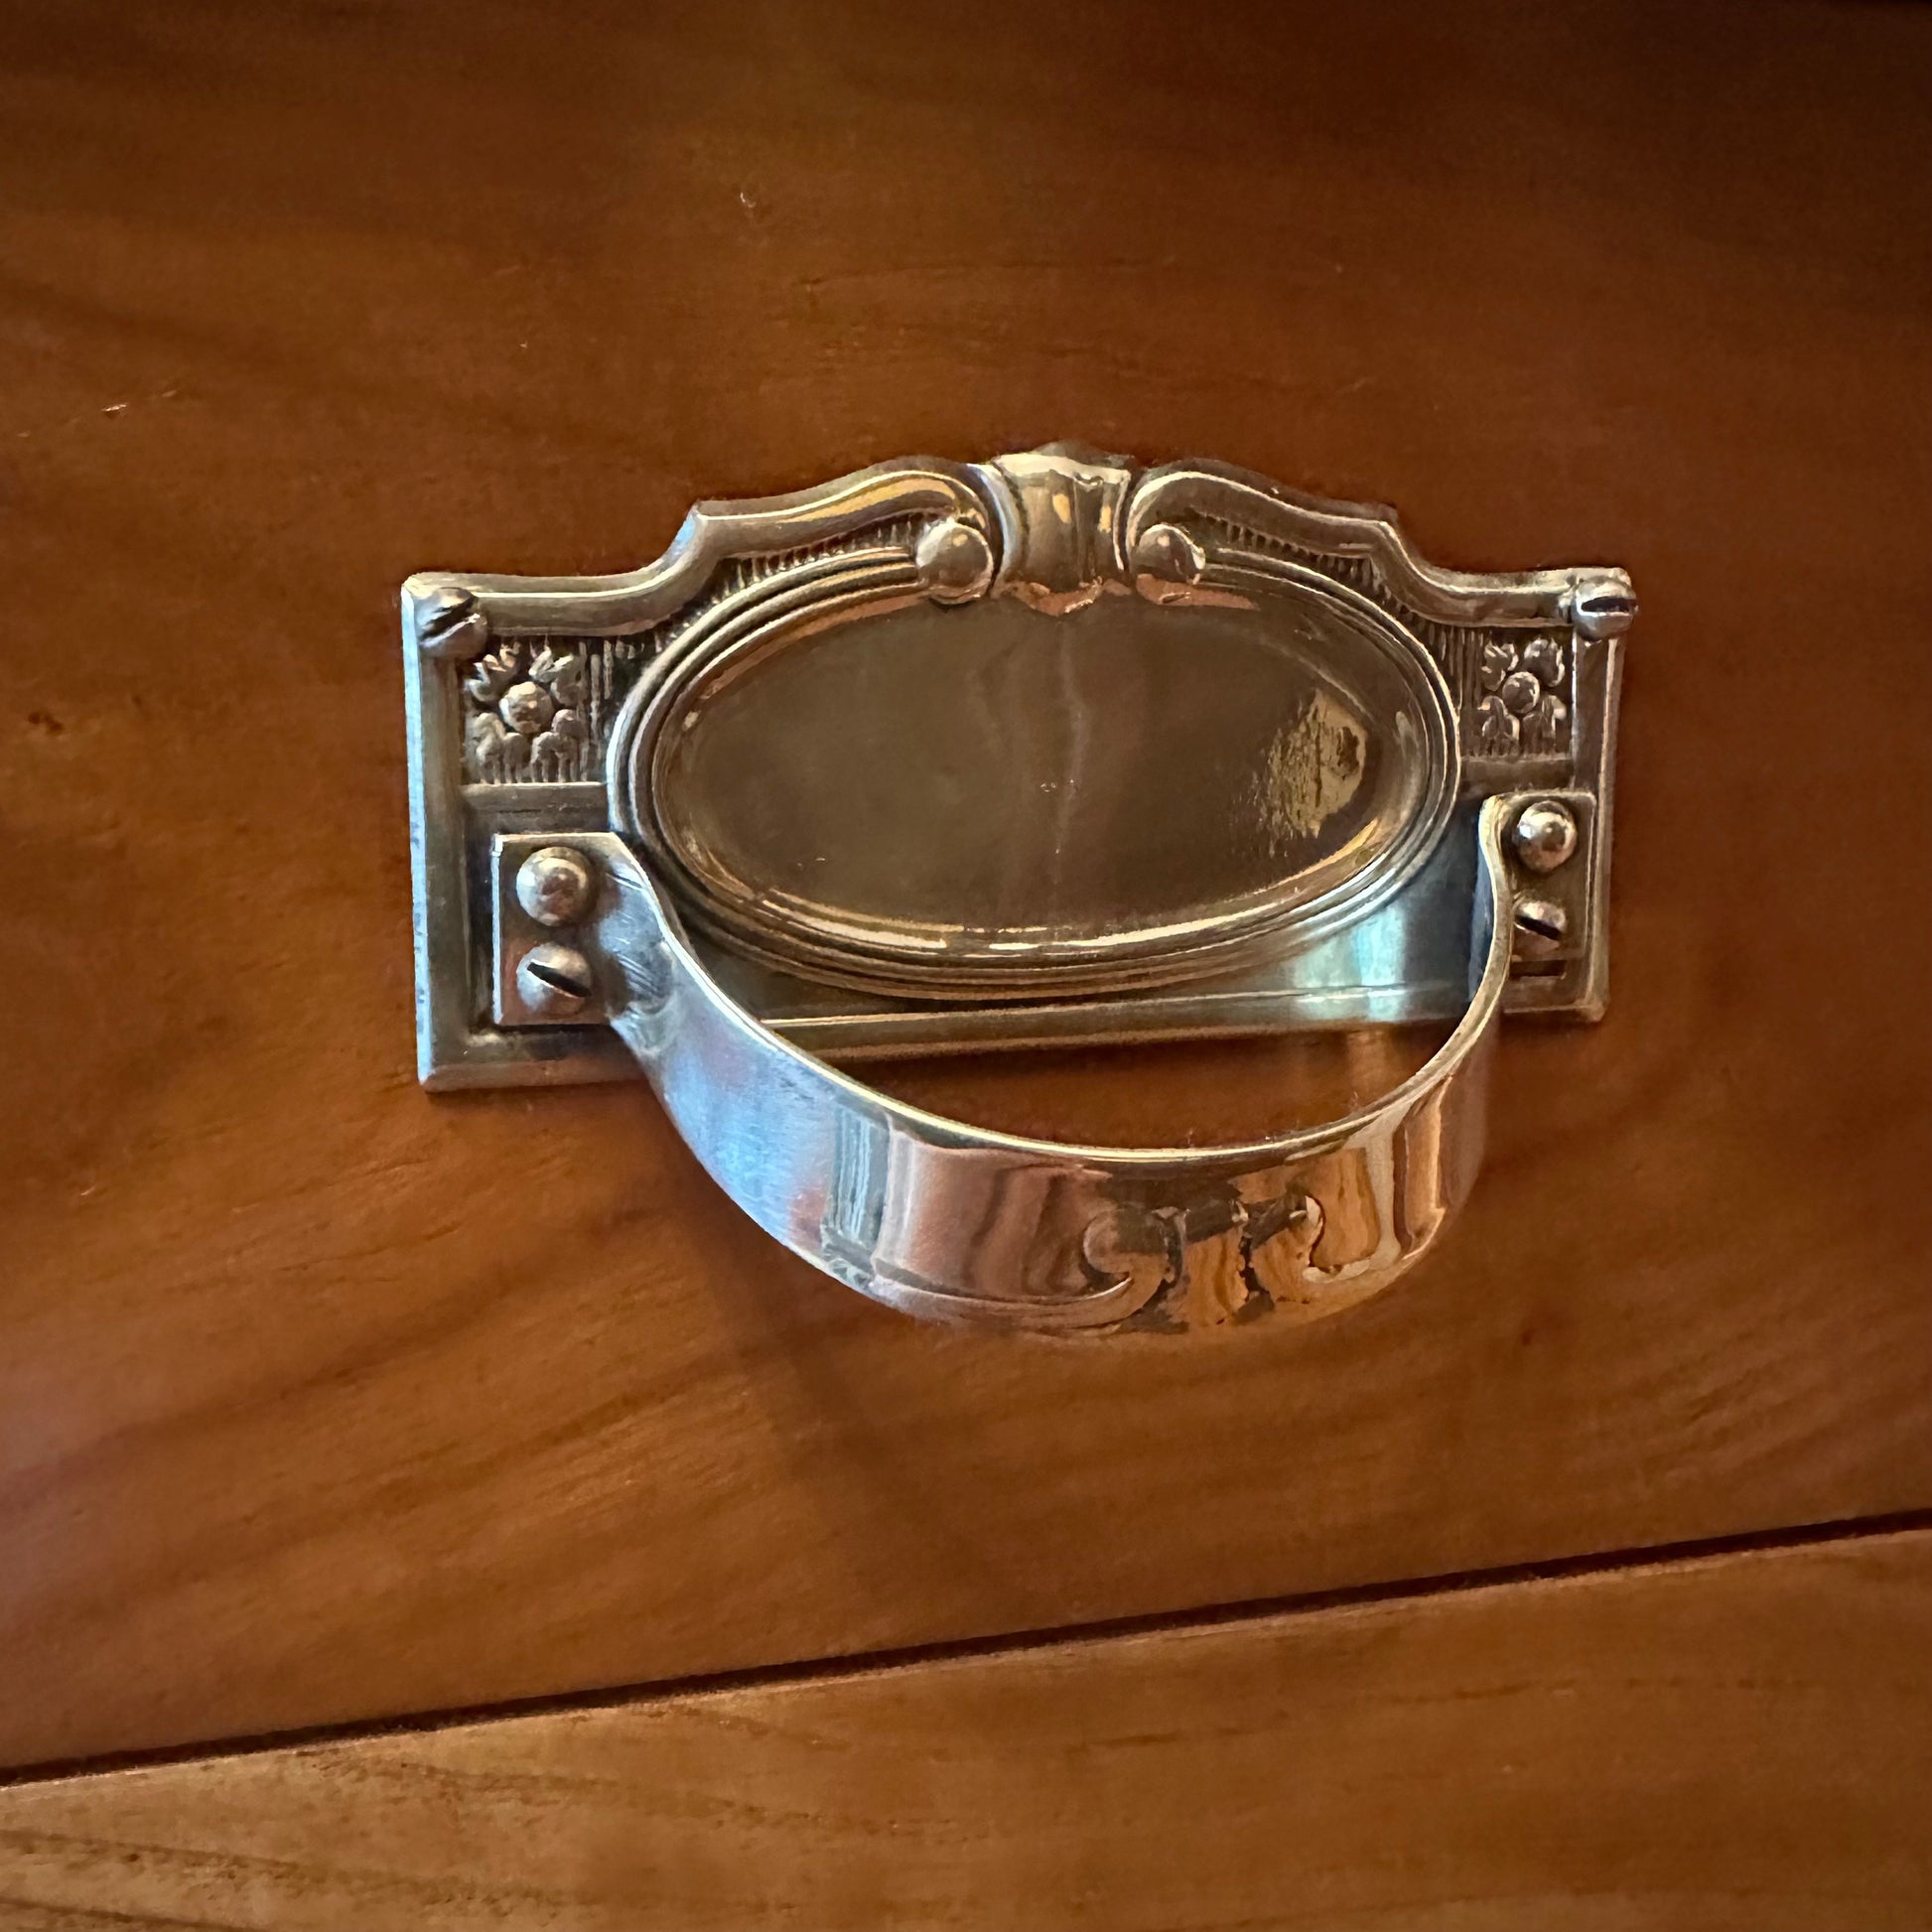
[1251,690,1367,851]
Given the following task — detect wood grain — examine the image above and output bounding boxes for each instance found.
[2,0,1931,1767]
[4,1529,1930,1930]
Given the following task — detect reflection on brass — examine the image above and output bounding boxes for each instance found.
[634,583,1449,1001]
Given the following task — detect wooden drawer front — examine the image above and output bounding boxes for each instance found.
[5,1529,1930,1929]
[2,0,1928,1767]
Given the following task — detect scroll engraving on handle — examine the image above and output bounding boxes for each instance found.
[523,795,1510,1338]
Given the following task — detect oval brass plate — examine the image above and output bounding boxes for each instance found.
[618,568,1456,999]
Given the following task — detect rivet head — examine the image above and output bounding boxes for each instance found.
[1512,897,1570,961]
[515,941,595,1018]
[1130,521,1207,602]
[1511,800,1579,874]
[914,518,995,604]
[515,845,598,927]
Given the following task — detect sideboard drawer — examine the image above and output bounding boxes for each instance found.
[3,0,1928,1769]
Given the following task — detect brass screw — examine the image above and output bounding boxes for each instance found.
[1512,898,1570,962]
[515,942,595,1018]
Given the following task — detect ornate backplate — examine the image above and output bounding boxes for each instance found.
[404,445,1632,1089]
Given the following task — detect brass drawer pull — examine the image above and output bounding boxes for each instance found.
[403,446,1634,1335]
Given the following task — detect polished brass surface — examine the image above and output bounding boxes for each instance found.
[642,583,1450,1000]
[405,445,1630,1331]
[406,447,1630,1087]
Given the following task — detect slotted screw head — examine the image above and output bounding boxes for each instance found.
[515,942,595,1018]
[1512,898,1570,962]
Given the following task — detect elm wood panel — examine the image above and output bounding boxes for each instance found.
[5,1529,1932,1930]
[4,0,1932,1767]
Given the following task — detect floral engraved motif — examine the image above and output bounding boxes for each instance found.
[463,640,595,783]
[1472,632,1568,758]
